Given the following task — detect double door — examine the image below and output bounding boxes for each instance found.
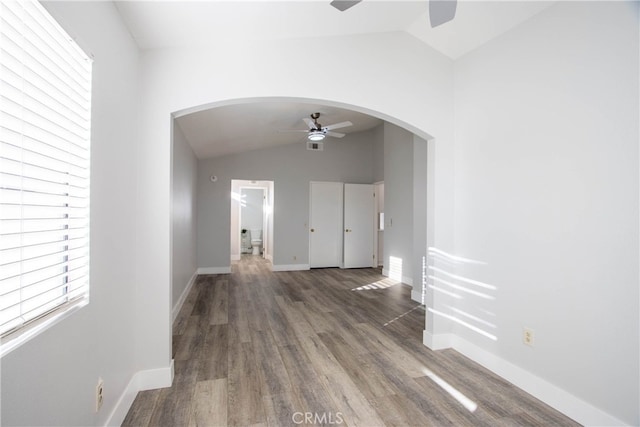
[309,182,375,268]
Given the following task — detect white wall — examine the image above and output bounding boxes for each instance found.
[383,123,415,285]
[241,188,264,232]
[172,122,198,314]
[1,1,141,425]
[198,130,377,269]
[452,2,639,425]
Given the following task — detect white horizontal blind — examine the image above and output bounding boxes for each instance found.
[0,0,91,339]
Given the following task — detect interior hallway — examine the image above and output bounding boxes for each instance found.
[123,256,579,426]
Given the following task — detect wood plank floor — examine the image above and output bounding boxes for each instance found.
[123,256,580,427]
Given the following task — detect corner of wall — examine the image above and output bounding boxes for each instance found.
[172,270,198,323]
[106,361,174,427]
[422,329,453,350]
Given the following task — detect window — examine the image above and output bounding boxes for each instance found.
[1,0,92,354]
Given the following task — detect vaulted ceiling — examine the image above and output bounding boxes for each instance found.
[115,1,556,159]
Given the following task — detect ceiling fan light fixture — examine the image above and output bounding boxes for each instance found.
[308,130,326,141]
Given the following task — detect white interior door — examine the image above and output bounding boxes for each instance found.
[344,183,375,268]
[309,182,343,268]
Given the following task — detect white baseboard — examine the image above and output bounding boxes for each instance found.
[382,269,414,287]
[105,374,139,427]
[197,266,231,274]
[271,264,310,272]
[231,254,240,261]
[423,333,625,426]
[105,360,174,427]
[266,253,273,262]
[137,360,174,390]
[172,271,197,324]
[423,330,453,350]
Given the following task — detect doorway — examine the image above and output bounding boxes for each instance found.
[230,179,274,262]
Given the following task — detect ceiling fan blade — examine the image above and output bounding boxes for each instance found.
[278,129,308,133]
[326,131,346,138]
[303,117,317,129]
[330,0,362,12]
[324,121,352,131]
[429,0,457,28]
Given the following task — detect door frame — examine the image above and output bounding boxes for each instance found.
[230,179,274,262]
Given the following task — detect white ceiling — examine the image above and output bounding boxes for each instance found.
[115,1,555,59]
[115,0,555,159]
[175,102,383,159]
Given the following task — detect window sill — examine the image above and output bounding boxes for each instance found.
[0,297,90,358]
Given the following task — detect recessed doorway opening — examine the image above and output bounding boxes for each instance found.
[230,179,274,263]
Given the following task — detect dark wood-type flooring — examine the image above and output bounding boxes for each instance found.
[123,255,580,427]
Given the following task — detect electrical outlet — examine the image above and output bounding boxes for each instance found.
[523,328,534,347]
[95,377,104,412]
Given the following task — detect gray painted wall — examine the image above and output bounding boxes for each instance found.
[197,129,377,268]
[172,122,198,308]
[412,135,428,301]
[372,124,385,183]
[383,122,415,284]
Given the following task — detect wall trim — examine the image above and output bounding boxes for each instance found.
[382,269,414,287]
[230,254,241,261]
[138,360,174,391]
[271,264,310,272]
[423,333,626,426]
[197,266,231,274]
[423,330,453,350]
[105,361,174,427]
[105,373,138,427]
[172,271,197,324]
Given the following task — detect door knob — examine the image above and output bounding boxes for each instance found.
[310,228,315,232]
[345,229,352,233]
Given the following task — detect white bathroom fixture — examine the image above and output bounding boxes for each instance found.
[250,229,262,255]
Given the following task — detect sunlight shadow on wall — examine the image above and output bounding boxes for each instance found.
[231,191,247,207]
[388,255,403,281]
[425,247,498,342]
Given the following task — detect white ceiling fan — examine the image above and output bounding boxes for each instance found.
[280,112,353,142]
[330,0,457,28]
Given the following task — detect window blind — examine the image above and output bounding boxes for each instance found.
[0,0,92,341]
